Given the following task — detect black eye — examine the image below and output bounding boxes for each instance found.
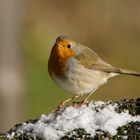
[67,44,71,48]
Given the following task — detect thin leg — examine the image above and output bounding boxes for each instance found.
[80,92,93,104]
[80,88,96,105]
[54,95,81,111]
[60,95,81,107]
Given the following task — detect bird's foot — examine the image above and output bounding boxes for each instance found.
[72,99,92,108]
[52,101,66,112]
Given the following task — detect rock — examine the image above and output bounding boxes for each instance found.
[0,98,140,140]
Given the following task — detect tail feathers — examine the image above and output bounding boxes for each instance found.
[116,68,140,77]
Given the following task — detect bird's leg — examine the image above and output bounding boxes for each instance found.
[60,95,81,107]
[80,92,93,104]
[54,95,81,111]
[79,89,96,105]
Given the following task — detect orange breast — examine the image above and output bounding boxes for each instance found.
[48,45,74,77]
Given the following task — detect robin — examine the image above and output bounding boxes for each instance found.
[48,36,140,107]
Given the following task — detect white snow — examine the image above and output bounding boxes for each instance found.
[7,101,140,140]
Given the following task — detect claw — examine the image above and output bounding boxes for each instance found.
[52,101,65,112]
[80,99,90,105]
[72,99,92,108]
[52,95,81,112]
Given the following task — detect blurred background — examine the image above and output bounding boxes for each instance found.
[0,0,140,132]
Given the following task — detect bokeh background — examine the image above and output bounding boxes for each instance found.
[0,0,140,132]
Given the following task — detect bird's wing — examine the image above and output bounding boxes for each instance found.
[74,46,120,73]
[74,45,140,76]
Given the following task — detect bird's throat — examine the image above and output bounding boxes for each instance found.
[48,47,69,77]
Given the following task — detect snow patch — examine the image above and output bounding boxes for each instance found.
[7,101,140,140]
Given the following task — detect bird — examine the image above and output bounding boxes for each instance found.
[48,35,140,108]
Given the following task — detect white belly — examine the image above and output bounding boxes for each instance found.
[52,58,117,95]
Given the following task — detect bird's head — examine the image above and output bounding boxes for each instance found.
[48,36,77,76]
[54,36,76,60]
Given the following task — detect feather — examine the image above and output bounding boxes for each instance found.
[74,45,140,77]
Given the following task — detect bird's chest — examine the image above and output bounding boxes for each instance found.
[51,59,108,95]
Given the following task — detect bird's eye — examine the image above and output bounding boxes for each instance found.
[67,44,71,48]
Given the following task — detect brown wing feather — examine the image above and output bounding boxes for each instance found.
[74,47,140,76]
[74,47,114,70]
